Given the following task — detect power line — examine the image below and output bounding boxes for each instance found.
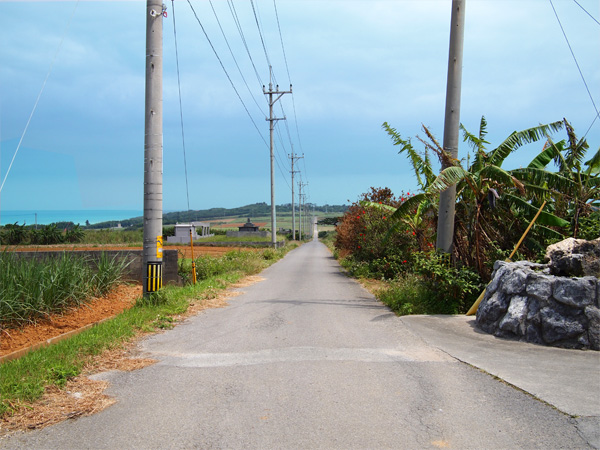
[250,0,273,79]
[272,0,304,154]
[273,0,291,84]
[208,0,267,117]
[186,0,269,149]
[549,0,600,138]
[572,0,600,26]
[171,0,191,211]
[227,0,264,88]
[0,0,81,195]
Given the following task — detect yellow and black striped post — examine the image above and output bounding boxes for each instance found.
[146,261,163,293]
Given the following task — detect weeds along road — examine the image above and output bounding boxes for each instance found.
[2,239,590,449]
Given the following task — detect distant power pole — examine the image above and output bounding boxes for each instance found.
[143,0,165,296]
[298,181,307,240]
[436,0,466,254]
[263,67,292,247]
[289,152,303,240]
[298,183,303,240]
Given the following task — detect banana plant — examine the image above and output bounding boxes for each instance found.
[384,117,566,276]
[511,119,600,238]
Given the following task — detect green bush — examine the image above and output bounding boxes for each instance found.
[376,274,436,315]
[412,251,483,314]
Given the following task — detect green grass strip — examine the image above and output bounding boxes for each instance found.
[0,243,298,418]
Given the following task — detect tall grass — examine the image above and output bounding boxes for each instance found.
[79,229,143,245]
[0,252,129,327]
[0,241,300,417]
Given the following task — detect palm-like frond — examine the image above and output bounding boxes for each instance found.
[489,121,564,168]
[584,147,600,174]
[532,224,566,240]
[563,119,589,171]
[480,165,525,194]
[427,166,470,194]
[388,193,430,220]
[382,122,435,190]
[361,201,396,213]
[504,193,570,227]
[461,117,491,174]
[527,140,566,169]
[512,168,577,196]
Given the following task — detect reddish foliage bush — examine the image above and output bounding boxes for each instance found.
[334,187,424,276]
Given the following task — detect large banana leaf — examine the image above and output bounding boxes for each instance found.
[585,148,600,174]
[489,121,563,168]
[504,193,570,227]
[511,167,576,194]
[527,140,566,169]
[480,165,524,193]
[383,122,436,190]
[427,166,470,194]
[461,116,490,174]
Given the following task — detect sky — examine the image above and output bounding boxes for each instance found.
[1,0,598,214]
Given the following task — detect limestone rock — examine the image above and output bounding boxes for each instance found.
[476,291,509,333]
[540,306,586,344]
[545,238,600,277]
[553,277,596,309]
[498,295,528,335]
[585,306,600,351]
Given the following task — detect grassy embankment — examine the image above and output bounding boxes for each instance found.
[0,243,298,417]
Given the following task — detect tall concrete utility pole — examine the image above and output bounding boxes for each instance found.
[436,0,466,254]
[263,67,291,247]
[143,0,165,295]
[298,182,303,240]
[289,152,303,240]
[298,181,307,240]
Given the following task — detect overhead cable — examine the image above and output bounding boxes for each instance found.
[572,0,600,26]
[208,0,267,117]
[227,0,264,88]
[186,0,269,149]
[171,0,191,211]
[549,0,600,138]
[250,0,273,79]
[0,0,81,195]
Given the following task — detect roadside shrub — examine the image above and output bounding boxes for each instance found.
[376,273,435,315]
[335,187,419,263]
[412,251,483,314]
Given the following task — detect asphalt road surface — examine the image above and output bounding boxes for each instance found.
[1,239,591,449]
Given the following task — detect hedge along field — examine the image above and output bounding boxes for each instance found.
[0,252,130,328]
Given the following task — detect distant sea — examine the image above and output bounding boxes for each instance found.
[0,210,143,226]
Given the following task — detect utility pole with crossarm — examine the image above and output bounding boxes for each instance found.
[263,67,292,247]
[289,151,303,240]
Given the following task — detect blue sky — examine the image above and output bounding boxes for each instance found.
[1,0,598,213]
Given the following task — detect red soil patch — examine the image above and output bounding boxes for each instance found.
[0,244,255,358]
[0,284,142,358]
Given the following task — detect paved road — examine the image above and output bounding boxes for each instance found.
[1,240,592,449]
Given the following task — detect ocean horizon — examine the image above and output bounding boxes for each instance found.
[0,210,144,226]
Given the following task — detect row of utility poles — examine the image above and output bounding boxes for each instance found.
[142,0,310,296]
[142,0,464,296]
